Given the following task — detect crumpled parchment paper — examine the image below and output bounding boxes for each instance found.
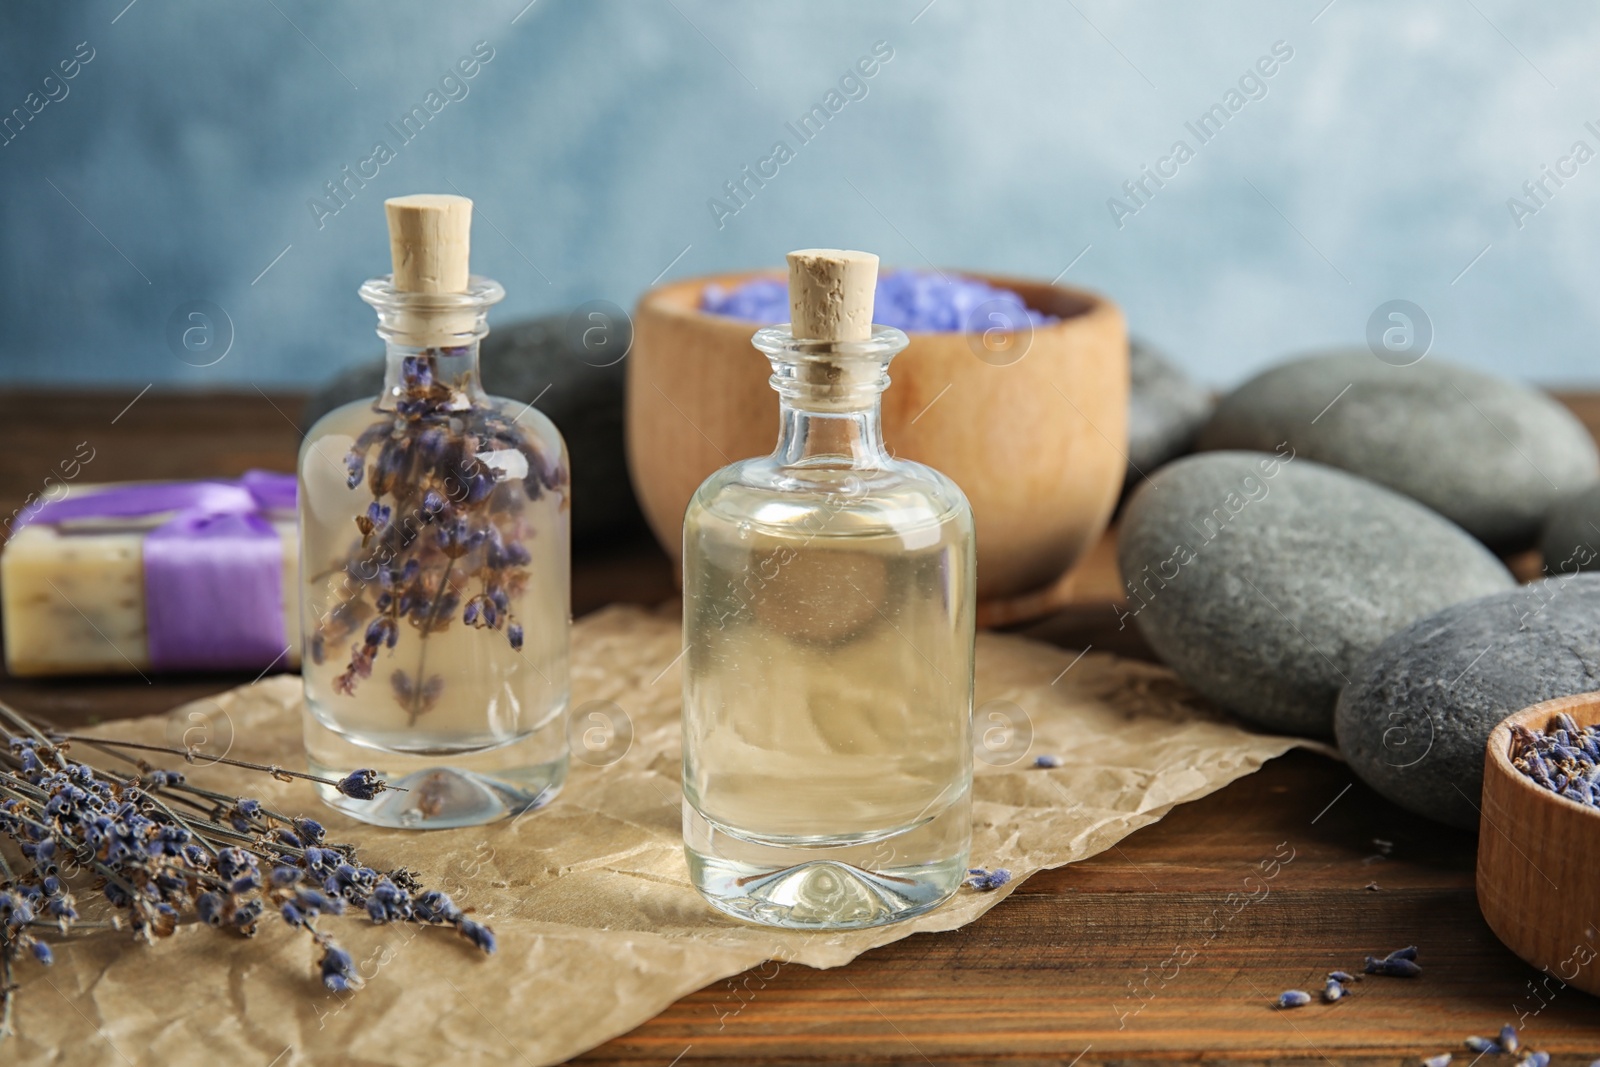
[9,605,1317,1066]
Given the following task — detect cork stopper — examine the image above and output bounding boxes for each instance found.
[386,194,472,293]
[381,194,477,346]
[787,248,878,342]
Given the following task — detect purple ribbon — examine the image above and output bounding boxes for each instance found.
[17,471,297,672]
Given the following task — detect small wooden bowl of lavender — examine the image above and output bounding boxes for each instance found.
[1476,691,1600,996]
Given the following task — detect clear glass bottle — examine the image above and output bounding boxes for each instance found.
[681,321,976,928]
[299,273,571,828]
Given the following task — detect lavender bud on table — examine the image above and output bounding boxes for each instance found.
[1364,955,1422,977]
[965,867,1012,892]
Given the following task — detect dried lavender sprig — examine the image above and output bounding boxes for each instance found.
[11,708,391,810]
[163,781,298,827]
[323,351,560,722]
[0,755,47,797]
[9,743,232,860]
[111,775,228,858]
[7,737,423,901]
[43,733,404,798]
[0,777,173,899]
[147,785,357,873]
[143,785,241,825]
[0,709,494,1048]
[4,771,288,908]
[4,700,371,819]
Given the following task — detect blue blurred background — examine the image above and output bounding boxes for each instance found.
[0,0,1594,388]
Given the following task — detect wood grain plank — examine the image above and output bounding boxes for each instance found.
[575,754,1600,1064]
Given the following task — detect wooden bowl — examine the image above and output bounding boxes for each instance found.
[1476,691,1600,996]
[625,270,1129,611]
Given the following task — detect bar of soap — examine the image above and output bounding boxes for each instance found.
[1,517,299,677]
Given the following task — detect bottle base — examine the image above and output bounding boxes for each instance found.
[683,802,968,929]
[686,852,965,929]
[304,713,567,829]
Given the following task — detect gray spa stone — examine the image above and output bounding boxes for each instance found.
[1541,483,1600,575]
[1335,575,1600,829]
[1118,451,1515,737]
[303,310,643,542]
[1196,350,1600,550]
[1127,338,1214,484]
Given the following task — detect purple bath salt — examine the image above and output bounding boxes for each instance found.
[699,276,789,324]
[700,270,1057,333]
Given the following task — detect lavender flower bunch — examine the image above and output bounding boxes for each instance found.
[313,351,567,723]
[1509,712,1600,808]
[0,702,495,1044]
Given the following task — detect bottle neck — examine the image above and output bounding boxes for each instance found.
[774,396,888,468]
[753,322,908,471]
[378,342,487,412]
[361,273,503,413]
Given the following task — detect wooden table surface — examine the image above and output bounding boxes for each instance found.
[2,388,1599,1065]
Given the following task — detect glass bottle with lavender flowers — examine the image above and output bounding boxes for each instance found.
[681,249,976,928]
[298,194,570,828]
